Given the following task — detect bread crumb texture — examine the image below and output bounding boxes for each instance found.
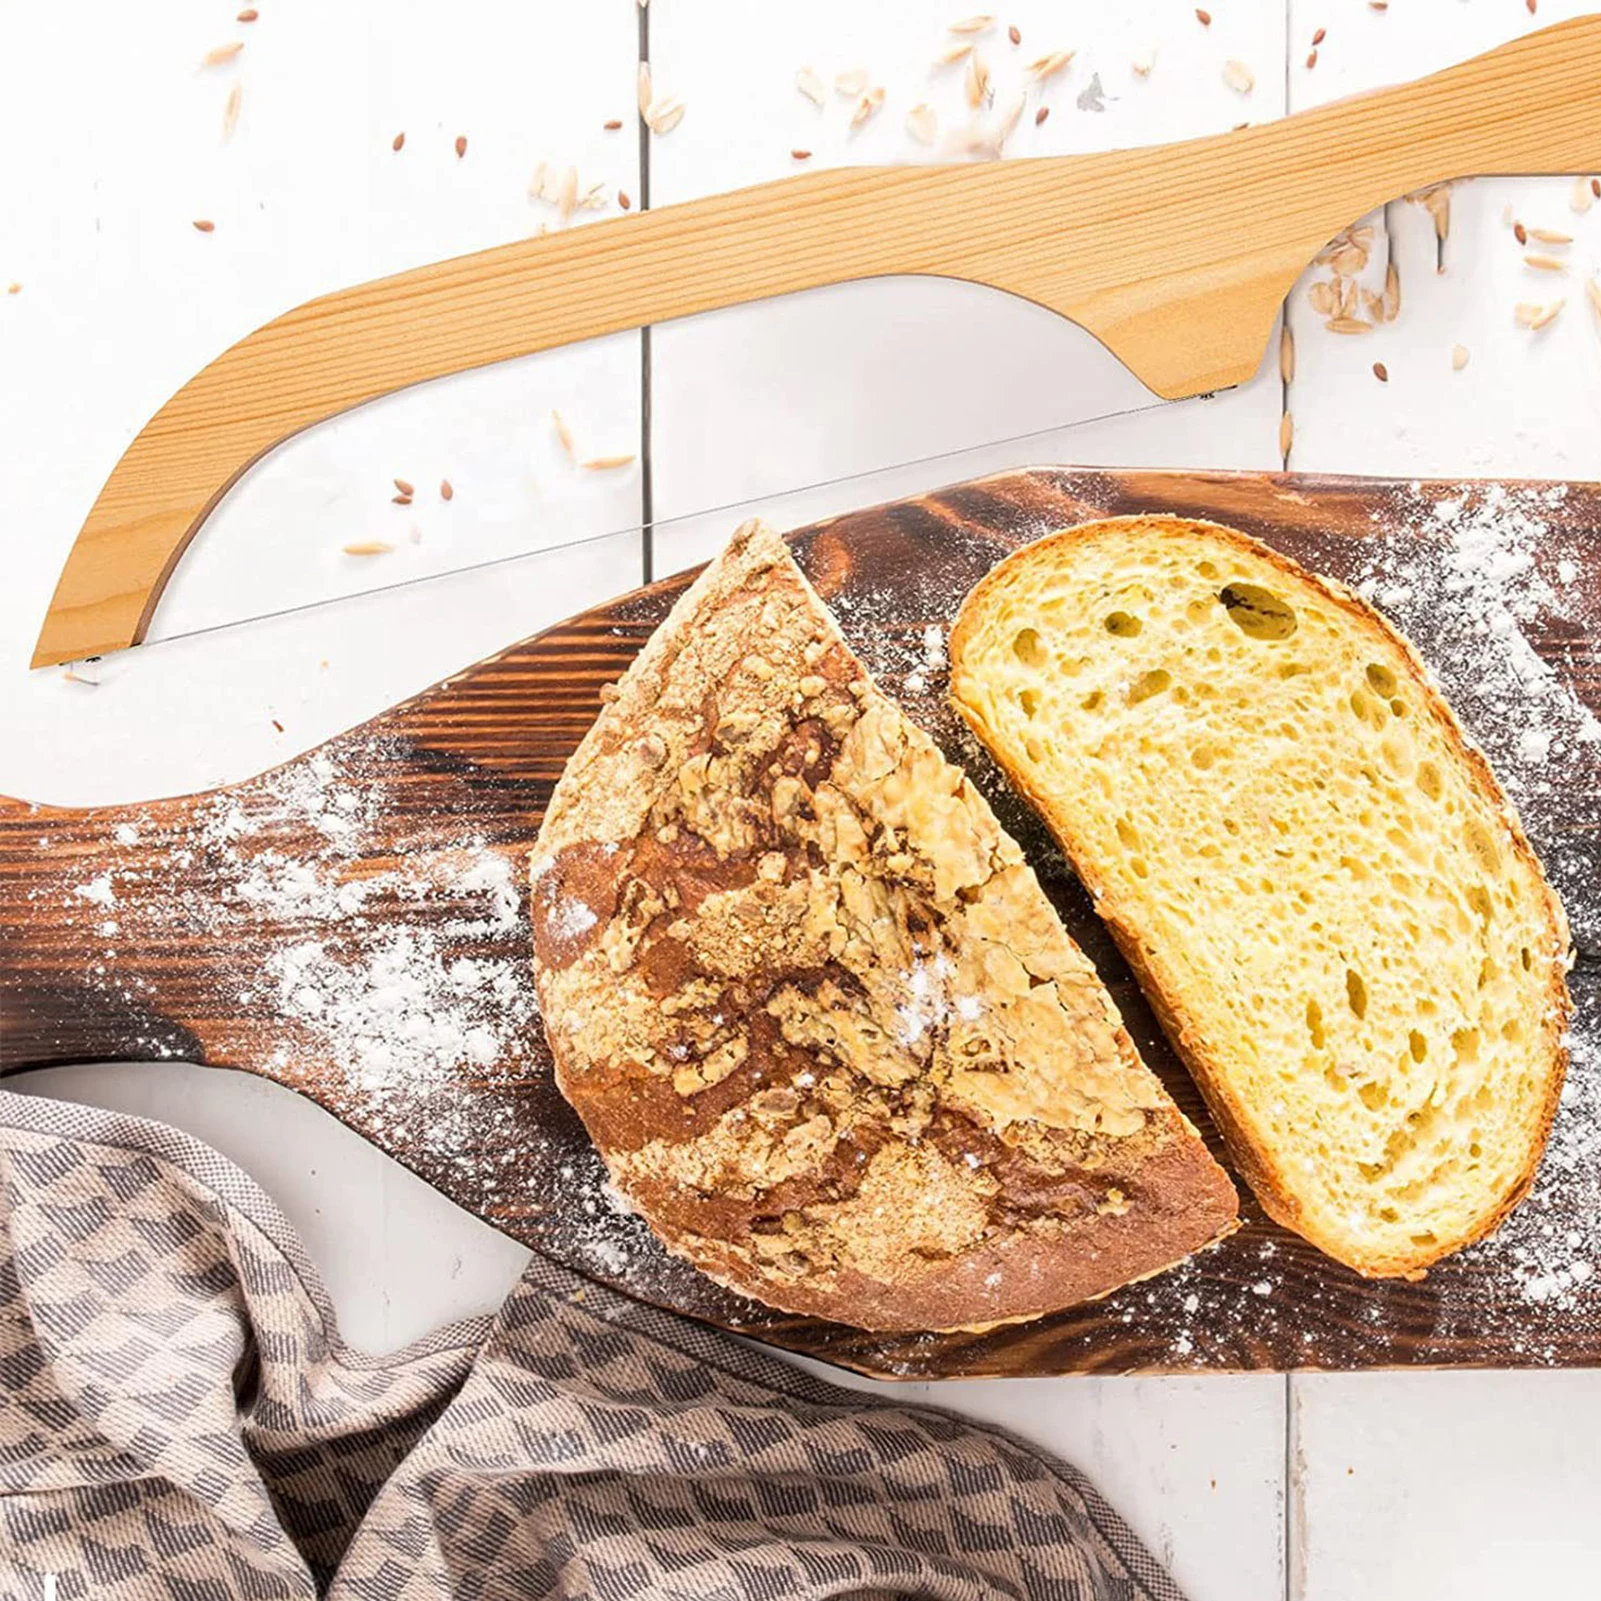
[530,520,1236,1332]
[951,515,1572,1277]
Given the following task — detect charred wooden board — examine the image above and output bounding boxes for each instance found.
[4,467,1598,1377]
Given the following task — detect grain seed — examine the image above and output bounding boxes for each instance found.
[796,66,825,105]
[1279,322,1295,382]
[1372,361,1388,382]
[1383,258,1401,320]
[603,119,623,131]
[1279,411,1293,459]
[1034,104,1049,125]
[618,191,631,209]
[1132,48,1156,76]
[647,98,686,135]
[1571,176,1594,213]
[1029,49,1075,80]
[1593,178,1600,198]
[1452,344,1470,370]
[1515,300,1564,330]
[949,14,995,32]
[993,93,1025,149]
[557,165,578,221]
[1327,316,1373,334]
[581,454,637,471]
[1008,24,1021,45]
[202,41,243,66]
[1513,221,1528,244]
[1223,59,1255,94]
[834,68,869,97]
[440,480,454,501]
[192,219,215,233]
[552,409,575,463]
[223,82,242,140]
[791,147,812,160]
[393,478,414,496]
[906,103,938,144]
[965,52,991,106]
[392,131,405,151]
[5,283,19,294]
[638,62,653,116]
[454,135,467,158]
[343,541,393,556]
[934,41,974,66]
[237,8,258,19]
[1306,48,1318,68]
[1529,228,1572,244]
[849,87,885,130]
[1524,253,1566,272]
[1312,26,1327,43]
[1196,8,1211,23]
[1587,275,1601,324]
[391,494,411,505]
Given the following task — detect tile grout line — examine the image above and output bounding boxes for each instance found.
[637,0,654,585]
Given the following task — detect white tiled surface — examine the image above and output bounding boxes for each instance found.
[4,5,1600,1599]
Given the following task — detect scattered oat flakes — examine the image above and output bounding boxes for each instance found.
[556,165,578,222]
[1131,48,1156,76]
[393,478,414,496]
[637,62,653,116]
[1515,300,1564,330]
[343,541,393,556]
[1328,317,1373,334]
[849,87,885,131]
[581,454,636,471]
[1410,183,1450,241]
[202,41,243,66]
[1372,361,1388,382]
[440,480,454,501]
[392,131,405,151]
[1279,323,1294,382]
[1571,177,1594,214]
[992,94,1025,150]
[906,103,938,144]
[454,135,467,158]
[949,14,995,33]
[192,219,215,233]
[647,98,685,135]
[1222,59,1255,94]
[796,66,825,106]
[1525,253,1566,272]
[222,82,242,140]
[834,68,869,97]
[1452,343,1470,370]
[1308,281,1337,315]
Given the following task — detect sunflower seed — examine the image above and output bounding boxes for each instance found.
[343,541,393,556]
[796,66,825,105]
[1222,59,1255,94]
[834,68,869,97]
[906,103,938,144]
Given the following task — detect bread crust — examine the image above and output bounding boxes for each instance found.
[530,519,1238,1333]
[949,514,1573,1278]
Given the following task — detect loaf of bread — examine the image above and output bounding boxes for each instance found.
[950,514,1572,1278]
[529,519,1238,1332]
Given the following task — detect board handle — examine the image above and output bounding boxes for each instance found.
[32,15,1601,670]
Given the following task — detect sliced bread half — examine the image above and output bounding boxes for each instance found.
[949,515,1572,1277]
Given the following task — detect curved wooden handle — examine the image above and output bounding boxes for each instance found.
[34,15,1601,669]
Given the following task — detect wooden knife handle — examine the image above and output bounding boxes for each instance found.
[33,15,1601,669]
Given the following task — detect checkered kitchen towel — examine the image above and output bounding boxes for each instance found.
[1,1089,1185,1601]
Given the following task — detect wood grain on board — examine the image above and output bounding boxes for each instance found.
[30,15,1601,668]
[3,466,1598,1378]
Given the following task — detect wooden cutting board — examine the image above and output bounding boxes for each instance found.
[4,467,1598,1378]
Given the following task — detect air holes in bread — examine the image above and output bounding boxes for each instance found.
[1452,1028,1481,1065]
[1019,688,1041,719]
[1128,668,1171,705]
[1345,969,1368,1019]
[1366,663,1398,697]
[1220,582,1297,641]
[1408,1029,1428,1063]
[1306,998,1326,1048]
[1416,761,1443,802]
[1105,610,1143,637]
[1012,627,1046,667]
[1082,689,1104,712]
[1465,820,1502,875]
[1359,1081,1388,1111]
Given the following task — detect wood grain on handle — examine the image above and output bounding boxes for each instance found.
[32,15,1601,669]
